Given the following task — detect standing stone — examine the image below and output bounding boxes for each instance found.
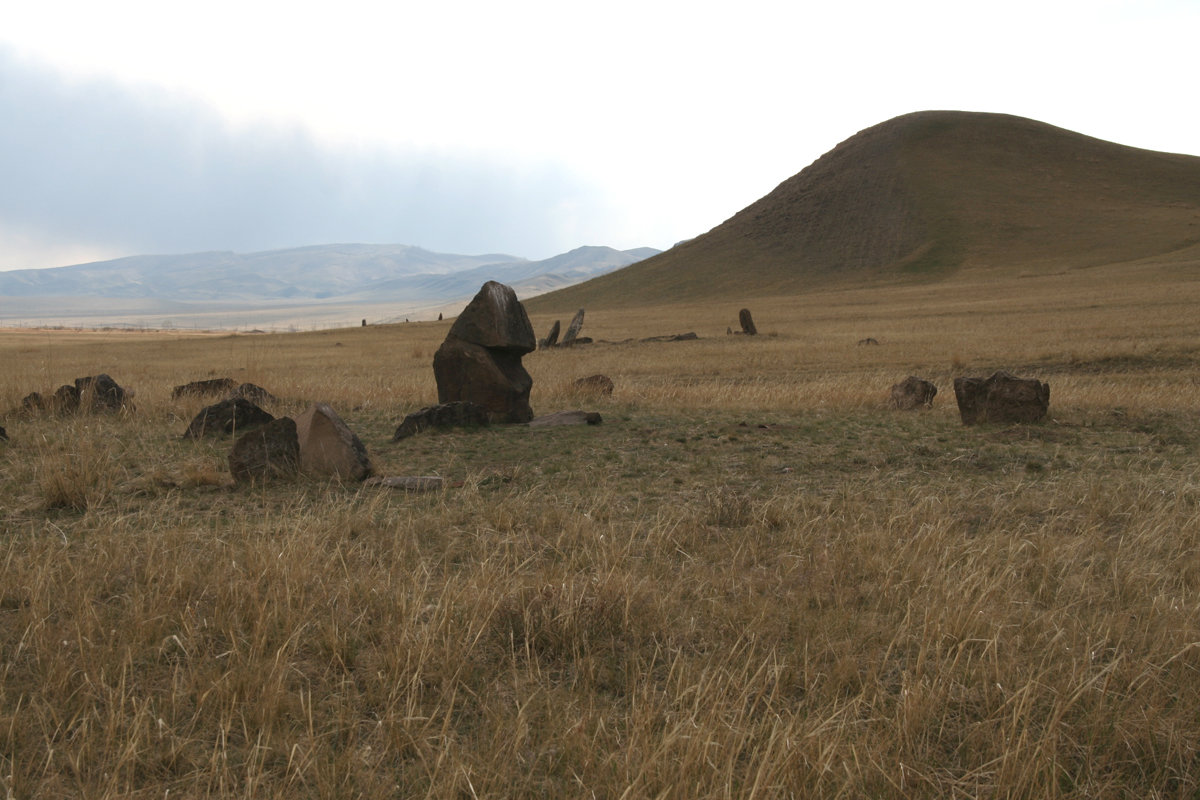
[540,320,561,349]
[889,377,937,410]
[432,281,536,423]
[293,403,372,480]
[953,371,1050,425]
[229,417,300,483]
[0,425,7,442]
[561,309,586,346]
[183,398,274,439]
[739,308,758,336]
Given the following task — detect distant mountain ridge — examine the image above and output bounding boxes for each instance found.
[0,244,660,306]
[529,110,1200,310]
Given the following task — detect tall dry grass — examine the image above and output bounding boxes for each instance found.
[2,264,1200,797]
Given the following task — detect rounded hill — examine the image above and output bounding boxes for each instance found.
[528,110,1200,311]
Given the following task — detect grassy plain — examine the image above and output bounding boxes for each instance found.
[2,260,1200,798]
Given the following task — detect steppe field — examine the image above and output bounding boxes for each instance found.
[2,260,1200,798]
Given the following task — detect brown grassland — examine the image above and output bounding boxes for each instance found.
[2,258,1200,798]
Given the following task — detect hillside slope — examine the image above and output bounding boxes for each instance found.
[528,111,1200,311]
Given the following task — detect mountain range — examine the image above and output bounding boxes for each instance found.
[529,110,1200,311]
[7,109,1199,328]
[0,244,659,328]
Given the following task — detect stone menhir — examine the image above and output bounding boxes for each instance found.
[392,401,491,441]
[229,417,300,483]
[739,308,758,336]
[890,376,937,410]
[953,371,1050,425]
[172,378,236,399]
[432,281,536,423]
[294,403,372,481]
[561,309,585,346]
[540,320,561,349]
[183,397,275,439]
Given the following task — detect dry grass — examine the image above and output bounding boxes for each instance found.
[3,265,1200,798]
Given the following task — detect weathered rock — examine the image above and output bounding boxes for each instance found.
[445,280,537,351]
[230,382,277,404]
[528,410,603,428]
[540,320,561,349]
[293,403,372,480]
[364,475,444,492]
[21,392,47,413]
[0,425,7,442]
[75,374,127,411]
[858,337,880,346]
[434,340,534,423]
[561,309,585,346]
[739,308,757,336]
[433,282,536,423]
[183,397,275,439]
[392,401,491,440]
[53,384,80,413]
[572,374,614,396]
[890,376,937,410]
[229,417,300,483]
[172,378,236,399]
[953,371,1050,425]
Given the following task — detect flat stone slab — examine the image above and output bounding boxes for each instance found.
[364,476,445,492]
[527,410,603,428]
[393,401,490,441]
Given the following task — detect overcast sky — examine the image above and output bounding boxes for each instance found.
[2,0,1198,271]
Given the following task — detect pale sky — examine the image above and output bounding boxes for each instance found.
[2,0,1197,270]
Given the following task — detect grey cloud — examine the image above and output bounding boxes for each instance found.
[0,47,612,260]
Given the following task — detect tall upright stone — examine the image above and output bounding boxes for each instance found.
[738,308,758,336]
[561,309,586,346]
[432,281,536,423]
[540,320,561,349]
